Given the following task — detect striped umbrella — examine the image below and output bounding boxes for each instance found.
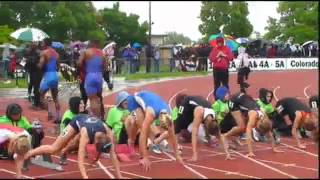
[10,27,49,42]
[209,33,239,51]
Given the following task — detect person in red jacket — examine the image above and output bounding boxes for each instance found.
[209,37,234,99]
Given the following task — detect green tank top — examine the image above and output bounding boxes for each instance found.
[256,100,275,115]
[211,100,229,124]
[106,107,130,142]
[60,110,76,132]
[0,115,32,130]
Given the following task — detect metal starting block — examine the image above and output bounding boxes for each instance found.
[30,155,64,172]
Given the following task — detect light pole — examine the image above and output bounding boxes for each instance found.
[149,1,152,44]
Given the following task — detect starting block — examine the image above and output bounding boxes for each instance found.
[29,154,64,172]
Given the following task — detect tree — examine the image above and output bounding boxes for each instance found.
[264,1,318,43]
[199,1,253,42]
[199,1,231,41]
[163,31,192,45]
[98,2,148,47]
[224,2,253,37]
[263,17,281,41]
[0,25,17,44]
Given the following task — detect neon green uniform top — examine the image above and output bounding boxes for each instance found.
[211,100,229,124]
[0,115,32,130]
[256,100,275,115]
[106,107,130,142]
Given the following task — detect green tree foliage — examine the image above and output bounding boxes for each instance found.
[224,2,253,37]
[98,2,148,47]
[163,31,192,45]
[199,1,231,41]
[0,25,17,44]
[199,1,253,41]
[264,1,318,43]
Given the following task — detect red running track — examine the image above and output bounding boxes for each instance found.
[0,70,318,179]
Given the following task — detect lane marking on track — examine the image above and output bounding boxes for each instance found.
[231,150,298,179]
[280,143,318,157]
[168,89,187,110]
[97,160,115,179]
[206,89,214,101]
[303,85,311,99]
[255,158,318,171]
[181,144,272,154]
[34,159,169,179]
[162,151,208,179]
[158,152,259,179]
[109,168,151,179]
[273,86,280,102]
[0,168,34,179]
[186,163,261,179]
[33,167,100,178]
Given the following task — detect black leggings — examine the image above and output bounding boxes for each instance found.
[213,68,229,99]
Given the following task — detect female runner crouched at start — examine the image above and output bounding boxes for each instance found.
[22,113,124,179]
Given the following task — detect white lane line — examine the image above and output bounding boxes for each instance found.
[206,89,215,101]
[162,151,208,179]
[231,150,297,179]
[168,89,187,110]
[280,143,318,157]
[303,85,311,99]
[109,168,152,179]
[187,163,261,179]
[0,168,34,179]
[255,158,318,171]
[97,160,115,179]
[273,86,280,102]
[33,167,100,178]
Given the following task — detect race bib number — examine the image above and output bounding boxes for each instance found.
[276,105,284,114]
[311,101,318,109]
[228,101,234,109]
[178,106,184,114]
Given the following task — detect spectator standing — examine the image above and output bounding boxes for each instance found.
[145,42,153,73]
[25,43,42,108]
[153,47,160,73]
[8,49,17,79]
[122,45,136,74]
[1,44,10,81]
[267,44,277,58]
[170,43,178,72]
[209,37,234,99]
[237,46,251,93]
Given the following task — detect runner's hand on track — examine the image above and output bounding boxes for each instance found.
[188,155,198,162]
[225,153,235,160]
[176,155,184,165]
[272,148,284,153]
[246,152,256,157]
[139,157,151,171]
[298,143,306,149]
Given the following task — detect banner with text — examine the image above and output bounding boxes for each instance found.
[207,58,319,72]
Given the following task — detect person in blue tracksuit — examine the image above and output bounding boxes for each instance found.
[126,90,184,171]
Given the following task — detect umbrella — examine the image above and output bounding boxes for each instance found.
[236,38,249,44]
[51,42,64,49]
[132,42,141,49]
[302,40,315,48]
[103,41,116,51]
[0,43,17,49]
[10,27,49,42]
[69,41,85,49]
[209,33,239,51]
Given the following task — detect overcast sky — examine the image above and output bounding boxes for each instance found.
[92,1,281,41]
